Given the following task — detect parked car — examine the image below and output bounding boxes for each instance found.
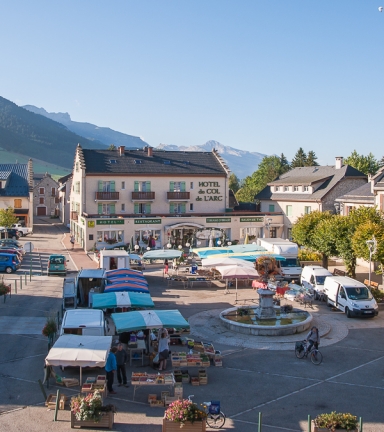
[0,248,23,261]
[0,252,21,273]
[12,223,33,237]
[0,228,20,240]
[0,239,22,248]
[47,254,68,276]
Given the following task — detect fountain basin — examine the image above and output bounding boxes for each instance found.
[220,306,313,336]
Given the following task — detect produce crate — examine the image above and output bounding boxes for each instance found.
[148,394,157,403]
[150,399,164,407]
[182,374,190,384]
[214,359,222,367]
[45,393,67,410]
[96,375,106,385]
[174,384,183,398]
[191,377,200,386]
[165,396,180,406]
[161,391,170,401]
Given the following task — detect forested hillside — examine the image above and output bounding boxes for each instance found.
[0,96,106,168]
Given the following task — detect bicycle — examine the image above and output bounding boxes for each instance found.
[187,395,226,429]
[295,340,323,365]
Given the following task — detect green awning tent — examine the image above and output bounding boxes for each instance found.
[92,291,155,310]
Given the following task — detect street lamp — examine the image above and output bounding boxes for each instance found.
[217,240,222,247]
[227,241,232,246]
[134,244,140,254]
[366,237,377,288]
[166,243,172,249]
[178,245,183,250]
[146,246,151,251]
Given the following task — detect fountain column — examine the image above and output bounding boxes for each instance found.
[255,288,276,319]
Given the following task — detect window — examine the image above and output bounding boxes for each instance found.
[121,181,125,190]
[0,181,2,188]
[89,234,94,241]
[75,162,79,172]
[14,199,22,209]
[121,203,126,212]
[134,203,151,214]
[294,186,299,192]
[189,203,194,211]
[170,203,186,214]
[170,181,186,192]
[97,203,115,215]
[98,181,115,192]
[97,230,124,244]
[269,204,275,212]
[190,182,194,190]
[304,206,311,214]
[51,187,56,197]
[286,205,292,216]
[304,186,309,192]
[39,187,45,195]
[134,181,151,192]
[275,186,280,192]
[284,186,289,192]
[39,197,45,204]
[287,228,292,240]
[75,182,80,194]
[270,227,277,238]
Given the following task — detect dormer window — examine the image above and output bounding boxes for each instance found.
[284,186,289,192]
[304,186,309,192]
[109,159,117,164]
[275,186,280,192]
[294,186,299,192]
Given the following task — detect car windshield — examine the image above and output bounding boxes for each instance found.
[315,276,327,285]
[50,257,64,264]
[346,287,372,300]
[282,258,301,267]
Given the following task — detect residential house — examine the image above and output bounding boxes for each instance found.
[0,160,34,226]
[334,182,374,216]
[254,157,367,239]
[57,173,72,227]
[70,145,284,250]
[371,166,384,211]
[33,173,60,217]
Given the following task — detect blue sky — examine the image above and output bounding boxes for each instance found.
[2,1,384,166]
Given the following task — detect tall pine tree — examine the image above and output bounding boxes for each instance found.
[306,151,319,166]
[291,147,307,167]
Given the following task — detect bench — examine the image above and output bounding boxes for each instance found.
[364,279,379,289]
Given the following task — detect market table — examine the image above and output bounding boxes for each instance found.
[127,339,146,366]
[130,372,175,401]
[186,276,213,289]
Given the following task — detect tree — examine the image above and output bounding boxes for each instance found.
[228,173,240,194]
[344,150,380,175]
[0,207,18,238]
[291,147,307,168]
[279,153,290,173]
[306,151,319,167]
[108,144,116,150]
[291,211,334,268]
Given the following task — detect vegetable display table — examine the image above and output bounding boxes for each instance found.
[131,372,175,401]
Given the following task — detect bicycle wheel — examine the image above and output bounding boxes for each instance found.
[310,350,323,365]
[295,347,305,359]
[206,411,226,429]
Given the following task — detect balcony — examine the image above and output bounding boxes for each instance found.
[70,211,78,221]
[167,192,190,200]
[131,191,155,200]
[95,192,120,200]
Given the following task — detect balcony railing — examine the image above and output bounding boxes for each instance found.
[131,191,155,200]
[70,211,78,220]
[95,192,120,200]
[167,192,190,200]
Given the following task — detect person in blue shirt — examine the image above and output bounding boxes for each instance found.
[105,346,118,394]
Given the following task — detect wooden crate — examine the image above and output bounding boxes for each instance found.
[46,393,67,410]
[191,377,200,386]
[148,394,157,403]
[150,399,164,407]
[96,375,106,385]
[165,396,180,406]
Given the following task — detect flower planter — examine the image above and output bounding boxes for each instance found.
[312,422,358,432]
[71,411,114,429]
[162,418,206,432]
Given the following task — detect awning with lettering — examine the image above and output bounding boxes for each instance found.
[164,223,205,230]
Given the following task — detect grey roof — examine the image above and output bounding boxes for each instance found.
[372,167,384,190]
[335,182,374,204]
[80,148,227,176]
[0,164,30,197]
[256,164,367,202]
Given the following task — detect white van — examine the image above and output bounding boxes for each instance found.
[324,276,379,318]
[60,309,106,336]
[301,266,332,299]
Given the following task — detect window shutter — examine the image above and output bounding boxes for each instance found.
[134,203,139,214]
[181,203,186,213]
[110,181,115,192]
[110,204,115,214]
[134,181,139,192]
[170,181,174,192]
[181,182,186,192]
[98,204,102,214]
[98,181,103,192]
[145,203,151,214]
[146,181,151,192]
[170,203,175,213]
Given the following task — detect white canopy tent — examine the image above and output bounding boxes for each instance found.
[45,335,113,384]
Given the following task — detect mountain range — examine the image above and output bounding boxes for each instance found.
[0,96,266,178]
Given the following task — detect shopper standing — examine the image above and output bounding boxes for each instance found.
[70,234,75,249]
[115,343,129,387]
[158,329,170,371]
[105,346,118,394]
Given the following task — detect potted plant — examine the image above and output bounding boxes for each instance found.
[70,390,116,429]
[42,315,57,338]
[313,411,358,431]
[163,399,207,431]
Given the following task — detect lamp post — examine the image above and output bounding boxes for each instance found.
[134,244,140,255]
[217,240,222,247]
[166,242,172,249]
[366,237,377,288]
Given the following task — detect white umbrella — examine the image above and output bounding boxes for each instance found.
[217,265,260,301]
[201,257,254,268]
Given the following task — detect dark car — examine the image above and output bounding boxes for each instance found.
[0,248,23,260]
[0,229,19,240]
[0,239,23,249]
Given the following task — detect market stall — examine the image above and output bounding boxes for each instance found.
[92,291,155,310]
[104,282,149,294]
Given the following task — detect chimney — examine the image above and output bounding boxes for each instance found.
[118,146,125,156]
[148,147,153,157]
[335,156,343,169]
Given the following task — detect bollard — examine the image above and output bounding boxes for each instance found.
[25,272,27,285]
[359,417,363,432]
[258,412,262,432]
[53,389,60,421]
[38,379,47,400]
[15,280,17,293]
[30,267,32,282]
[20,275,22,290]
[308,415,311,432]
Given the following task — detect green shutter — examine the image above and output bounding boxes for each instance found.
[181,182,186,192]
[134,203,139,214]
[134,181,139,192]
[110,181,115,192]
[170,181,174,192]
[170,203,175,213]
[146,181,151,192]
[98,204,102,214]
[145,203,151,214]
[181,203,186,213]
[98,180,103,192]
[110,204,115,214]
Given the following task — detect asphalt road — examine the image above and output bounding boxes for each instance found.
[0,220,383,431]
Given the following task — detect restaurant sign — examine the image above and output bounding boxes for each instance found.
[134,218,162,224]
[206,217,231,223]
[240,217,264,223]
[96,219,125,225]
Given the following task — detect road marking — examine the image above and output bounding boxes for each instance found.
[233,418,301,431]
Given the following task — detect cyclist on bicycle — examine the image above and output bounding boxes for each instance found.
[304,326,320,354]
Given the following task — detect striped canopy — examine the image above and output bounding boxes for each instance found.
[107,277,148,287]
[92,291,154,310]
[104,283,149,294]
[112,309,190,333]
[105,268,143,277]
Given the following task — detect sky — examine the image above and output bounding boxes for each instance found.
[1,1,384,166]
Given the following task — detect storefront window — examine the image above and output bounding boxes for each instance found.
[135,229,161,248]
[97,230,124,244]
